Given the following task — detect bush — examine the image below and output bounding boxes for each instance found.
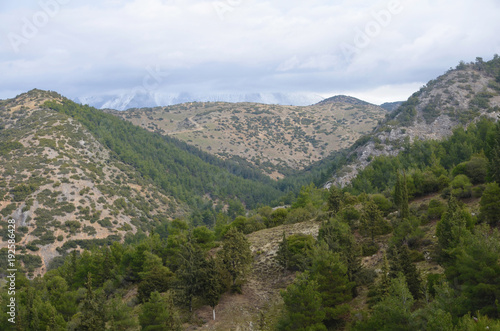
[450,174,472,199]
[362,242,379,256]
[427,199,446,220]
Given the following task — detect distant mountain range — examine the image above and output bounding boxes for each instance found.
[75,91,326,110]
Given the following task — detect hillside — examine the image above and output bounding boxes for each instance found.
[332,56,500,187]
[110,100,386,178]
[0,89,181,276]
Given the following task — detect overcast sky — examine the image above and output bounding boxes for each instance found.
[1,0,500,105]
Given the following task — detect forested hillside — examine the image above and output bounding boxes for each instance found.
[1,57,500,330]
[2,95,499,329]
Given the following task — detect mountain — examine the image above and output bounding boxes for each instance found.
[379,101,404,112]
[315,95,373,106]
[75,91,325,110]
[331,56,500,187]
[0,89,299,276]
[110,99,387,178]
[0,90,182,275]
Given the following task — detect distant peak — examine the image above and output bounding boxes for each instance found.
[316,95,373,106]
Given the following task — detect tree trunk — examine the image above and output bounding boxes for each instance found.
[212,307,216,321]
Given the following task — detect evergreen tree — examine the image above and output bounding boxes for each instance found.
[137,252,174,302]
[435,196,470,261]
[79,273,105,331]
[361,200,386,244]
[309,243,354,329]
[397,245,422,299]
[327,185,343,216]
[276,231,291,271]
[138,291,181,331]
[177,236,205,312]
[401,171,410,219]
[200,257,224,321]
[218,227,252,292]
[378,252,391,298]
[353,274,414,331]
[488,122,500,183]
[394,172,402,211]
[277,272,327,331]
[317,218,361,285]
[479,182,500,225]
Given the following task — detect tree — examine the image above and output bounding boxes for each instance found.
[401,171,410,219]
[276,231,291,271]
[435,196,471,261]
[218,227,252,292]
[137,252,174,302]
[361,200,388,244]
[378,252,391,298]
[479,182,500,225]
[200,257,224,321]
[390,245,422,299]
[327,185,343,216]
[79,273,105,330]
[317,218,361,285]
[353,274,414,331]
[277,272,327,331]
[309,243,354,328]
[107,296,139,330]
[177,236,206,311]
[445,224,500,317]
[488,122,500,183]
[139,291,181,331]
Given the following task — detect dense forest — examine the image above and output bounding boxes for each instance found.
[1,105,500,329]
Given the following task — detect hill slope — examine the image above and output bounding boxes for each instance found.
[332,56,500,187]
[110,100,386,178]
[0,90,181,275]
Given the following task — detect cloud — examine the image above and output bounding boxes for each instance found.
[0,0,499,102]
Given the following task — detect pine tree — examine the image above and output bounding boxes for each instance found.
[218,227,252,292]
[139,291,181,331]
[276,231,290,271]
[401,171,410,219]
[177,235,205,312]
[394,173,402,211]
[310,243,354,328]
[479,182,500,225]
[318,218,361,285]
[200,257,223,321]
[278,272,327,331]
[398,245,422,299]
[488,122,500,183]
[378,252,391,298]
[361,200,386,244]
[435,196,470,261]
[79,273,105,330]
[327,185,343,216]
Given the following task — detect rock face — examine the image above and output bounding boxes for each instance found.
[330,59,500,187]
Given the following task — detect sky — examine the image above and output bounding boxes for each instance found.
[1,0,500,105]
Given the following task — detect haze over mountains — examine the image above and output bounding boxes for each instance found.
[75,91,326,110]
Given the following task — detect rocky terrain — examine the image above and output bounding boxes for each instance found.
[331,58,500,187]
